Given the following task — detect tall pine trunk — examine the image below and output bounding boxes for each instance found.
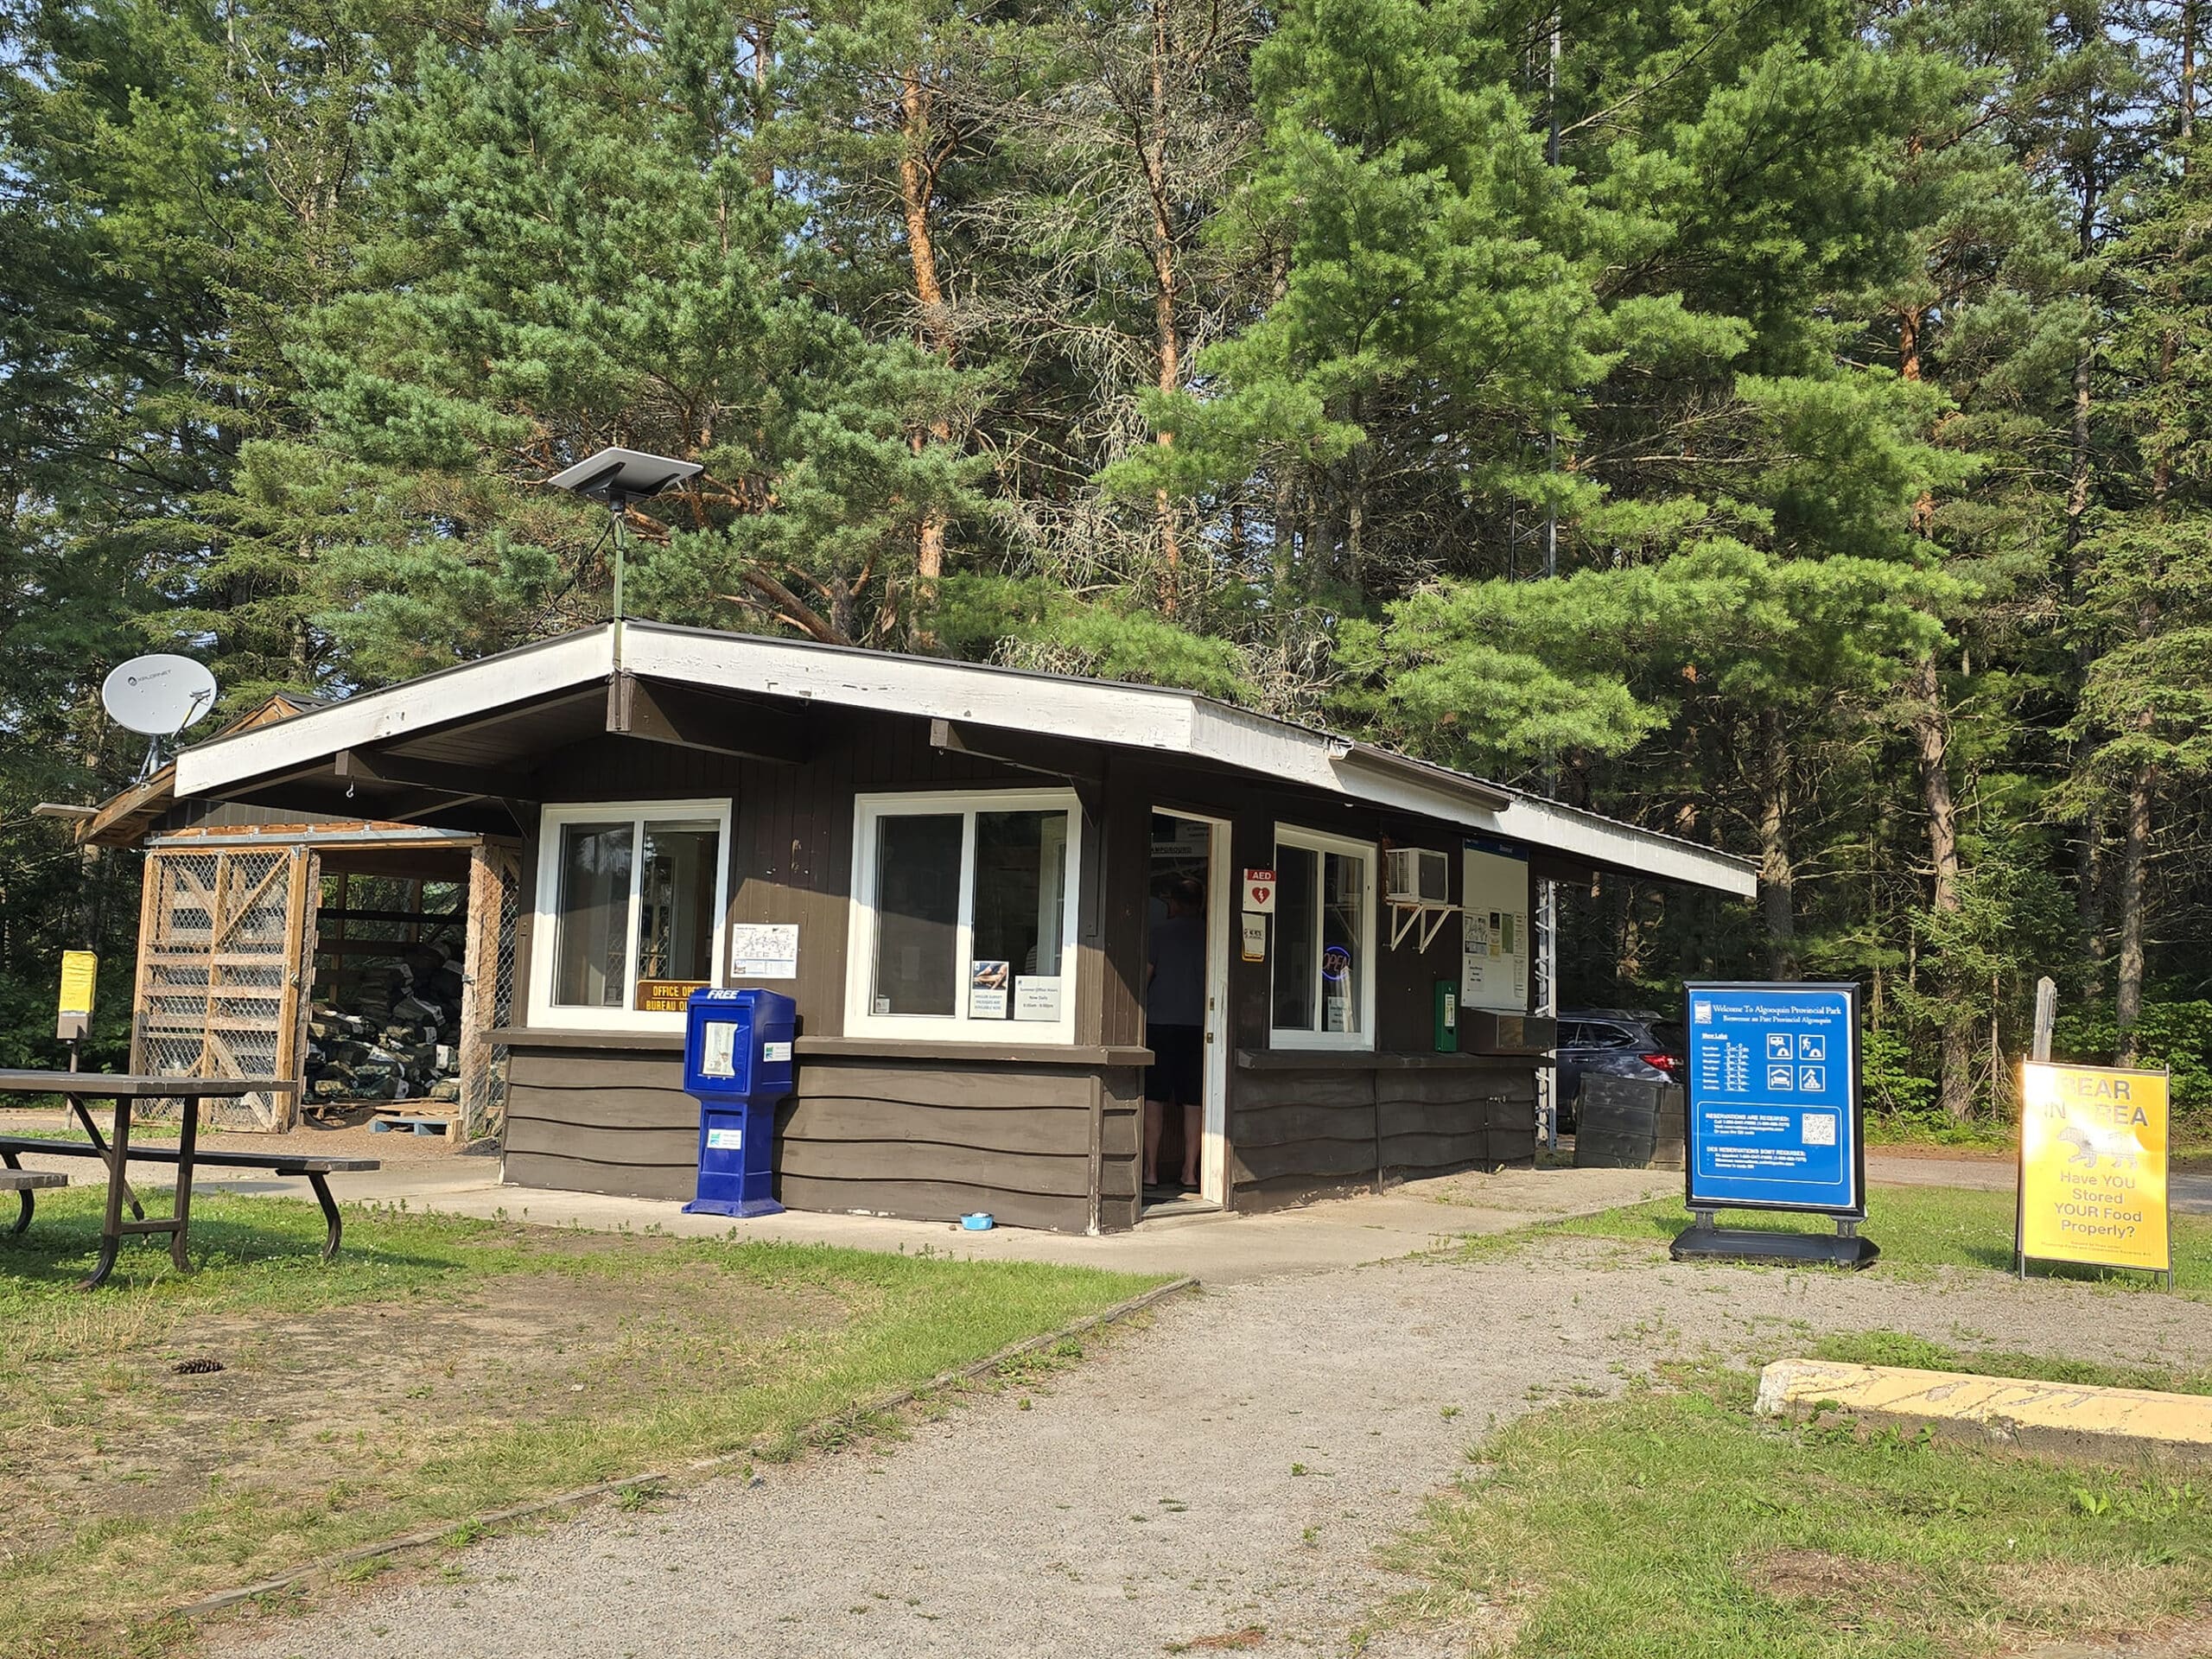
[2116,760,2153,1057]
[1144,0,1182,614]
[1905,654,1974,1116]
[899,68,956,645]
[1756,710,1798,979]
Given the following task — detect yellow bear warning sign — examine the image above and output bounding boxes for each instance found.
[2018,1061,2171,1275]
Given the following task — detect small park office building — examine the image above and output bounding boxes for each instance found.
[171,622,1755,1231]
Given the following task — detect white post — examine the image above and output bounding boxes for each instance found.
[1535,879,1559,1148]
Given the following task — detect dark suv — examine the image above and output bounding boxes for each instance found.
[1555,1008,1686,1130]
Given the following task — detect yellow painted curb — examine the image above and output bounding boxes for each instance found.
[1755,1359,2212,1461]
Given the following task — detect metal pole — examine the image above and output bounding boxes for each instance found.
[609,493,627,668]
[1536,878,1558,1149]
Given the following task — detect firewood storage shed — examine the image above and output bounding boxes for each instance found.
[166,621,1757,1227]
[76,700,523,1137]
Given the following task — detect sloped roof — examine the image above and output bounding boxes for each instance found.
[76,693,321,848]
[175,620,1758,897]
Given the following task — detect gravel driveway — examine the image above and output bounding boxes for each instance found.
[209,1240,2212,1659]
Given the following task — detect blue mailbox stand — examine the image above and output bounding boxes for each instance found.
[680,988,797,1219]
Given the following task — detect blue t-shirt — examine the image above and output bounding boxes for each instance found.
[1147,912,1207,1027]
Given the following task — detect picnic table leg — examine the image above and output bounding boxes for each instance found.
[169,1098,200,1273]
[3,1150,29,1237]
[69,1098,145,1223]
[80,1095,130,1291]
[306,1173,343,1262]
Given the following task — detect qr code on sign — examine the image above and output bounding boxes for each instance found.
[1802,1113,1837,1147]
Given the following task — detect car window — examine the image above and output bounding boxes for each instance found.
[1558,1022,1591,1046]
[1583,1022,1634,1049]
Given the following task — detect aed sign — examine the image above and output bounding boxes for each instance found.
[1684,982,1862,1216]
[2018,1061,2170,1275]
[1242,869,1276,914]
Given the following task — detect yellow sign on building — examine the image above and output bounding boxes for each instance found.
[58,950,99,1017]
[2018,1060,2171,1274]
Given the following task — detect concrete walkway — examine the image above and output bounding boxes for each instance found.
[4,1144,1675,1282]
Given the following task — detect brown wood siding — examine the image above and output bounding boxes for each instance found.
[503,1041,1118,1230]
[781,1055,1099,1230]
[1096,1066,1144,1230]
[1227,1059,1538,1208]
[503,1046,697,1200]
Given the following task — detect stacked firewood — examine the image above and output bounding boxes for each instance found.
[305,941,468,1106]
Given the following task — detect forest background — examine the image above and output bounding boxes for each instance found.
[2,0,2207,1130]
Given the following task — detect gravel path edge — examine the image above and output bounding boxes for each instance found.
[175,1273,1201,1620]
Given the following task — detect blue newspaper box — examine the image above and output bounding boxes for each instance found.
[680,987,797,1219]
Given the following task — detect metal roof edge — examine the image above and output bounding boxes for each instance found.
[171,619,1757,898]
[176,628,617,796]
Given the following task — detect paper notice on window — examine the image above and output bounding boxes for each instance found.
[1014,976,1063,1021]
[728,924,798,980]
[701,1021,738,1079]
[970,960,1011,1018]
[1241,914,1267,963]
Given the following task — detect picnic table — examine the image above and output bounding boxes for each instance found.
[0,1071,378,1289]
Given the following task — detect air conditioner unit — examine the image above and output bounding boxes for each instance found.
[1385,848,1452,905]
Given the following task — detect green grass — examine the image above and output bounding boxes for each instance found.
[1376,1357,2212,1658]
[1516,1185,2212,1299]
[1802,1329,2212,1395]
[1,1189,1161,1658]
[1864,1115,2013,1149]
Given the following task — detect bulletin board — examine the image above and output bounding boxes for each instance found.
[1460,842,1530,1014]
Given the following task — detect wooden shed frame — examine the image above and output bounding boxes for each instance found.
[80,710,521,1136]
[162,623,1756,1224]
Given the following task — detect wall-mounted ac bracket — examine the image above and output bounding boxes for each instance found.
[1388,899,1460,953]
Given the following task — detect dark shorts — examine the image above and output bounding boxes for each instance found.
[1146,1024,1204,1107]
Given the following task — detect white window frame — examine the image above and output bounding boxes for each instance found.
[529,798,733,1032]
[845,787,1084,1046]
[1270,823,1379,1052]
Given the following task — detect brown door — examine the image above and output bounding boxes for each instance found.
[131,843,316,1131]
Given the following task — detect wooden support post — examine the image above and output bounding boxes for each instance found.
[275,847,315,1133]
[2031,976,2056,1065]
[456,846,502,1143]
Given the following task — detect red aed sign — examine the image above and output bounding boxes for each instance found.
[1243,869,1277,914]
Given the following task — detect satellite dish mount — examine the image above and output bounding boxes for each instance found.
[545,446,702,664]
[101,654,219,779]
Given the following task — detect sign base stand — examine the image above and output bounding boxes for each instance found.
[1670,1211,1878,1270]
[683,1196,785,1219]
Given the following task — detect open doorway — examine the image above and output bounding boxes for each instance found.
[1141,810,1230,1213]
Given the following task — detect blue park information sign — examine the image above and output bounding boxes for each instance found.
[1684,982,1864,1217]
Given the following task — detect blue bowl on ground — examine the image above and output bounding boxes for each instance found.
[960,1212,995,1231]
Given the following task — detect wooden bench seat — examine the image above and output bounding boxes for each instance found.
[0,1164,67,1235]
[0,1138,377,1175]
[0,1136,378,1262]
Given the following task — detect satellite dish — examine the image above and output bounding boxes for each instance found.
[103,654,218,737]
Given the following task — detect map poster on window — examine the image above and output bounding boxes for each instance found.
[1460,842,1530,1013]
[638,979,709,1013]
[728,924,798,980]
[969,959,1010,1018]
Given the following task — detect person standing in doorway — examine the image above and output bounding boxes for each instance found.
[1145,876,1207,1192]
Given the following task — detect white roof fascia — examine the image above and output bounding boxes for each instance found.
[176,630,615,798]
[1182,702,1754,898]
[626,626,1198,752]
[1487,797,1757,898]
